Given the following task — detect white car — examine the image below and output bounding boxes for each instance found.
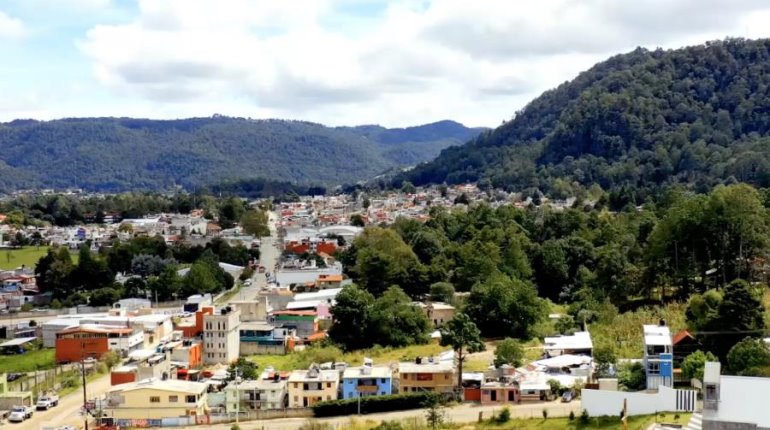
[8,405,33,422]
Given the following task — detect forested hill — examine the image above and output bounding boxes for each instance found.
[0,117,481,192]
[401,39,770,200]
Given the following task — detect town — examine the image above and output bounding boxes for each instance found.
[0,185,767,430]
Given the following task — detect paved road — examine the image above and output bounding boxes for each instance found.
[173,400,581,430]
[235,211,279,301]
[23,370,112,430]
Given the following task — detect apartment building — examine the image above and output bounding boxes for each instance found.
[287,365,340,408]
[398,359,455,396]
[203,307,241,364]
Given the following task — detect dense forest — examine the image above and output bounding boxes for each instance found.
[333,183,770,374]
[400,39,770,203]
[0,117,481,192]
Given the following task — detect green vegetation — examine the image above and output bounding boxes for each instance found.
[401,39,770,205]
[474,412,690,430]
[247,344,444,371]
[439,313,485,388]
[0,246,51,270]
[312,393,439,417]
[0,117,481,192]
[0,348,55,373]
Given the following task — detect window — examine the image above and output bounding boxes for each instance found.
[326,382,331,388]
[648,362,660,374]
[169,396,178,403]
[381,379,387,383]
[150,396,160,403]
[186,395,197,403]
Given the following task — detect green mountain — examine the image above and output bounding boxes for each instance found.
[0,117,481,192]
[401,39,770,200]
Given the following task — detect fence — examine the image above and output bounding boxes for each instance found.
[112,409,312,428]
[582,385,697,417]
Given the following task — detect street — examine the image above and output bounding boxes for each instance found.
[236,211,279,300]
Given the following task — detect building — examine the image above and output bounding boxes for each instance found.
[0,373,33,410]
[170,339,203,369]
[643,323,673,389]
[55,325,143,363]
[341,360,393,399]
[414,302,456,327]
[239,322,295,355]
[203,307,241,364]
[287,365,340,408]
[543,331,593,357]
[224,370,288,412]
[230,297,272,322]
[113,298,152,312]
[702,361,770,430]
[270,310,320,340]
[398,359,455,396]
[111,349,171,386]
[480,379,519,405]
[105,378,209,420]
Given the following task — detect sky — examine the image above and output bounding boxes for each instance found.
[2,0,770,128]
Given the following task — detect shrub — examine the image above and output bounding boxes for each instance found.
[312,393,437,417]
[580,409,590,424]
[373,422,404,430]
[569,411,575,421]
[496,407,511,423]
[231,425,241,430]
[542,408,548,419]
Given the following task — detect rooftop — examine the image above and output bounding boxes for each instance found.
[643,324,672,346]
[288,368,339,383]
[543,331,593,351]
[398,361,454,374]
[342,366,392,379]
[107,378,208,395]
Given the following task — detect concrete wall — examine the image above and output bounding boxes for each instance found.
[582,385,695,417]
[240,342,285,356]
[703,420,758,430]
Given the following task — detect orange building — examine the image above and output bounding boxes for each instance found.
[171,340,202,369]
[55,325,139,363]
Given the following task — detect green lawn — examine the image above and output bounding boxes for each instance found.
[248,343,446,371]
[0,348,55,373]
[0,246,79,271]
[476,412,690,430]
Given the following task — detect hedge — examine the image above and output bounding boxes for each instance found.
[312,392,439,417]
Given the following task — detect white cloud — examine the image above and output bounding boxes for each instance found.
[72,0,770,127]
[0,10,24,39]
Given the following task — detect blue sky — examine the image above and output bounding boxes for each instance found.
[2,0,770,127]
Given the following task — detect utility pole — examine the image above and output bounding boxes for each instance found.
[234,367,241,424]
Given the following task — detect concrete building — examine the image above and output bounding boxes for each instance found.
[543,331,593,357]
[239,321,295,355]
[55,324,143,363]
[703,361,770,430]
[0,373,32,410]
[110,349,171,386]
[105,378,209,420]
[414,302,456,327]
[287,365,340,408]
[224,370,289,412]
[170,339,203,369]
[203,307,241,364]
[398,359,455,396]
[230,297,272,322]
[643,323,673,389]
[341,360,393,399]
[113,298,152,312]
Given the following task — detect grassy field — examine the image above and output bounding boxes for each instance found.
[248,343,446,371]
[0,348,56,372]
[0,246,50,270]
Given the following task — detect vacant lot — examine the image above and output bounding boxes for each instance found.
[0,246,50,270]
[0,348,55,373]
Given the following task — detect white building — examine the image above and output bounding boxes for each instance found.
[203,307,241,364]
[543,331,593,357]
[224,370,288,412]
[642,323,673,389]
[703,361,770,429]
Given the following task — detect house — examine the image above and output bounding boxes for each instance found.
[702,361,770,429]
[341,359,393,399]
[224,370,289,412]
[480,378,519,405]
[110,349,171,386]
[397,358,455,396]
[287,365,340,408]
[55,325,143,363]
[543,331,593,357]
[230,297,272,322]
[270,310,321,340]
[239,321,296,355]
[203,307,240,364]
[672,329,699,366]
[414,302,456,327]
[170,339,203,370]
[105,378,209,420]
[315,274,342,290]
[113,298,151,312]
[643,323,673,389]
[0,373,33,410]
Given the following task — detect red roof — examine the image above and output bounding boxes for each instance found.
[672,330,695,345]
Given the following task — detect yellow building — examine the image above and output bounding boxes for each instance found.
[105,379,209,419]
[398,360,455,395]
[287,365,340,408]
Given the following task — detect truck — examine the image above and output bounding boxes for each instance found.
[7,405,33,422]
[36,393,60,410]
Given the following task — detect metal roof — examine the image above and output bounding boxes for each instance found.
[0,337,37,347]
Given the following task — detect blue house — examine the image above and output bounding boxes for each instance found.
[341,360,393,399]
[643,323,673,390]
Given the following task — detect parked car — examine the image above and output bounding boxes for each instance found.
[36,393,60,410]
[8,405,33,422]
[6,373,22,382]
[561,390,574,403]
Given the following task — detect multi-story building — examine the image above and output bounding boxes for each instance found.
[543,331,593,357]
[55,324,143,363]
[203,307,241,364]
[398,359,455,396]
[341,360,393,399]
[105,379,208,420]
[224,370,288,412]
[703,360,770,429]
[642,323,673,389]
[230,297,271,322]
[287,365,340,408]
[239,322,295,355]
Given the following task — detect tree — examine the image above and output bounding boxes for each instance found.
[494,338,524,368]
[617,362,646,391]
[593,345,617,378]
[70,245,114,291]
[227,357,259,381]
[240,210,270,237]
[350,214,365,227]
[328,285,375,350]
[180,262,219,297]
[423,394,445,430]
[440,313,485,390]
[131,254,174,278]
[702,279,766,359]
[554,315,578,335]
[218,197,245,229]
[88,287,123,306]
[428,282,455,303]
[681,350,718,381]
[367,286,430,347]
[464,273,545,338]
[727,338,770,375]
